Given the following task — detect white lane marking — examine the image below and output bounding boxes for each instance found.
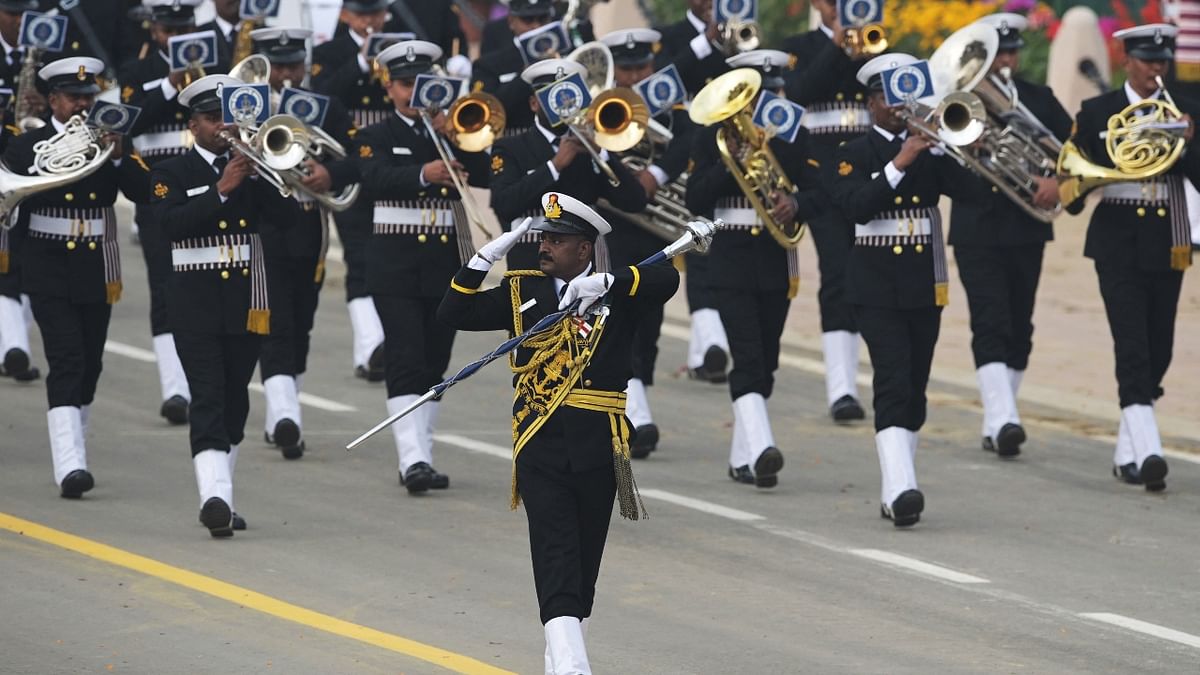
[434,433,511,460]
[1165,449,1200,466]
[638,488,766,522]
[245,383,357,413]
[848,549,990,584]
[104,340,157,363]
[1080,613,1200,650]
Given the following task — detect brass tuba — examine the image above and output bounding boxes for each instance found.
[1,115,116,228]
[1056,75,1187,208]
[689,68,803,248]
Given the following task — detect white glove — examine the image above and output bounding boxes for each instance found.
[445,54,472,80]
[472,217,533,269]
[558,273,613,316]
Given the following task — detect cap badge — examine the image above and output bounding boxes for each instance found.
[625,34,636,49]
[76,66,86,81]
[405,46,416,62]
[279,34,289,46]
[1154,29,1164,44]
[544,193,563,219]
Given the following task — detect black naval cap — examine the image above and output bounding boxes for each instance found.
[38,57,103,95]
[179,74,241,113]
[251,28,311,65]
[977,13,1028,51]
[342,0,389,13]
[600,28,661,66]
[377,40,442,81]
[533,192,612,240]
[144,0,201,27]
[1115,23,1178,61]
[855,53,919,92]
[726,49,793,90]
[505,0,556,19]
[0,0,37,14]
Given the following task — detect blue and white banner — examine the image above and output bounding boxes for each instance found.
[366,32,415,59]
[168,30,219,72]
[517,21,570,65]
[19,11,68,52]
[410,74,465,111]
[278,88,330,127]
[239,0,280,19]
[222,83,271,126]
[837,0,883,27]
[714,0,756,24]
[752,91,804,143]
[882,60,934,107]
[635,64,686,118]
[535,72,591,127]
[86,101,142,135]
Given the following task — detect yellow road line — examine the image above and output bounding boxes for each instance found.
[0,512,515,675]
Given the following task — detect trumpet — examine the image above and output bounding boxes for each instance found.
[842,24,888,58]
[563,88,650,187]
[716,20,761,56]
[690,68,803,248]
[419,90,507,240]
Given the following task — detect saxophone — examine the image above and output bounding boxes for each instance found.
[14,41,46,132]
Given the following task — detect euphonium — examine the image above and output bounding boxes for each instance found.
[1056,75,1187,208]
[689,68,803,248]
[1,115,115,228]
[257,114,361,211]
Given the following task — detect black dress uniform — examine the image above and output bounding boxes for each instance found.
[385,0,466,56]
[1066,25,1199,492]
[152,74,289,537]
[470,0,556,138]
[251,28,361,460]
[653,9,728,97]
[782,22,871,422]
[38,0,134,68]
[357,40,490,492]
[8,58,149,498]
[488,59,648,271]
[311,10,391,380]
[832,53,983,526]
[948,14,1073,458]
[438,192,678,674]
[685,51,826,489]
[195,11,240,75]
[119,0,208,424]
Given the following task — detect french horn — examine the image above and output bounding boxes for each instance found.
[1,115,115,229]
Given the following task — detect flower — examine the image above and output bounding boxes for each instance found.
[1005,0,1036,11]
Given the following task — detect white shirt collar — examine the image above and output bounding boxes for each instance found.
[1124,80,1161,105]
[195,144,229,172]
[818,23,834,39]
[553,262,594,296]
[0,33,18,58]
[534,116,560,145]
[349,28,367,48]
[214,15,236,39]
[395,109,417,127]
[686,10,706,35]
[50,116,67,133]
[873,125,906,142]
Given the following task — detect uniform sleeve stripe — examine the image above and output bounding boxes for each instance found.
[450,279,478,295]
[628,266,640,296]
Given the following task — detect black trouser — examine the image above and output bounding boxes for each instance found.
[684,252,719,311]
[1095,260,1184,407]
[29,296,110,408]
[135,205,173,336]
[714,287,790,400]
[954,243,1045,370]
[517,454,616,625]
[173,331,261,455]
[856,305,942,432]
[333,208,372,302]
[808,211,856,333]
[260,256,322,379]
[373,293,456,398]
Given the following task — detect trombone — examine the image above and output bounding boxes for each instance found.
[842,23,888,58]
[418,90,506,240]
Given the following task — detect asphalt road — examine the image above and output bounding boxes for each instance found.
[2,215,1200,675]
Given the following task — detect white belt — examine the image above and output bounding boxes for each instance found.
[1101,181,1168,202]
[713,207,759,227]
[171,244,251,267]
[374,206,455,227]
[856,218,933,238]
[134,129,193,154]
[802,108,872,131]
[29,214,106,238]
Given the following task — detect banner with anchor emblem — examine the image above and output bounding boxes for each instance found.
[18,11,68,52]
[86,101,142,136]
[278,88,330,127]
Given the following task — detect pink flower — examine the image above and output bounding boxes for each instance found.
[1098,16,1121,38]
[1005,0,1036,11]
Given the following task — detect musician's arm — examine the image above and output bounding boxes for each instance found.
[654,109,696,180]
[831,142,898,224]
[322,99,361,190]
[684,127,738,215]
[609,261,680,307]
[489,141,555,223]
[117,149,152,204]
[600,155,649,212]
[784,38,849,104]
[152,164,224,239]
[312,47,368,100]
[456,147,492,189]
[355,128,426,197]
[471,56,532,119]
[783,134,830,222]
[437,265,514,332]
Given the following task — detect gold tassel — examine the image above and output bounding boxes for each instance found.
[1177,62,1200,82]
[105,280,122,304]
[935,282,949,307]
[787,275,800,300]
[0,250,8,274]
[313,259,325,284]
[1170,245,1192,271]
[510,462,521,511]
[610,414,646,521]
[247,309,271,335]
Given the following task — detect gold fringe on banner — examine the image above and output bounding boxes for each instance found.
[935,282,949,307]
[1171,245,1192,271]
[247,309,271,335]
[105,280,122,305]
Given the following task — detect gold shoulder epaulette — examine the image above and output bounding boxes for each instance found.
[504,269,546,278]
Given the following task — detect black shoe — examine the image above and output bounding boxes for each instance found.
[753,447,784,489]
[231,512,247,531]
[995,423,1025,458]
[430,468,449,490]
[400,462,434,494]
[160,395,189,425]
[630,423,659,459]
[12,364,39,381]
[272,419,304,460]
[1113,462,1142,485]
[830,395,865,423]
[199,497,233,538]
[981,436,996,452]
[60,469,94,499]
[1140,455,1168,492]
[3,348,40,381]
[728,465,755,484]
[367,344,385,382]
[688,346,728,383]
[881,489,924,528]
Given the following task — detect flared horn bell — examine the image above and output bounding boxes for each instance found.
[689,69,762,127]
[590,88,649,153]
[449,92,506,152]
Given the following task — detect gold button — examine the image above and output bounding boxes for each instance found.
[242,268,250,277]
[381,96,389,104]
[64,193,74,202]
[892,245,902,255]
[239,218,247,228]
[584,379,592,386]
[1136,207,1146,217]
[66,240,76,250]
[1157,207,1167,217]
[991,186,999,193]
[418,190,426,197]
[361,96,370,105]
[175,112,184,120]
[417,233,427,243]
[88,192,97,201]
[855,92,863,101]
[893,196,903,205]
[835,92,844,101]
[915,244,924,253]
[218,220,228,230]
[912,195,921,204]
[750,227,761,236]
[440,187,449,197]
[439,233,449,243]
[220,270,230,280]
[88,241,97,250]
[71,41,79,50]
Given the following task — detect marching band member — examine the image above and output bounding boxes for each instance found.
[5,57,148,498]
[833,53,982,526]
[120,0,206,426]
[384,0,468,62]
[355,40,491,493]
[653,0,730,96]
[782,0,869,423]
[470,0,556,137]
[1067,24,1199,492]
[312,0,389,383]
[152,74,288,537]
[252,27,360,460]
[488,58,647,271]
[597,27,698,458]
[438,192,678,675]
[197,0,239,71]
[686,50,826,489]
[950,13,1072,458]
